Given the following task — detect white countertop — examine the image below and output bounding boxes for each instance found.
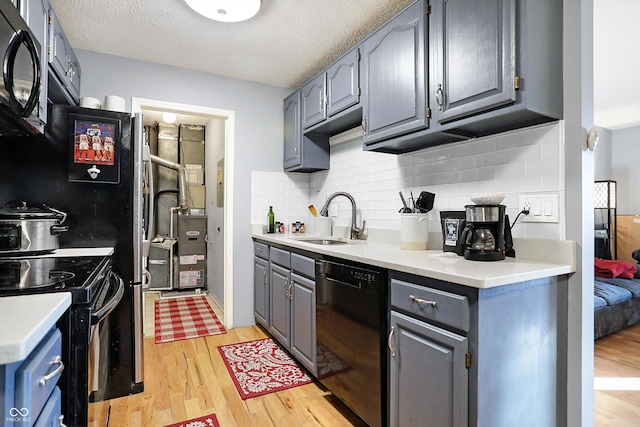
[0,293,72,365]
[253,233,576,289]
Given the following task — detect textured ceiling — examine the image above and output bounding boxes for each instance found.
[48,0,413,90]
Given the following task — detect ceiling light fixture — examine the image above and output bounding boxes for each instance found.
[162,112,177,124]
[185,0,261,23]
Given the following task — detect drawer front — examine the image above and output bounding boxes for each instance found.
[391,279,470,332]
[254,241,269,260]
[33,386,61,427]
[270,247,290,268]
[291,253,315,279]
[15,328,64,421]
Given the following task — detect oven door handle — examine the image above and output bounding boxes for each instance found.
[91,272,125,325]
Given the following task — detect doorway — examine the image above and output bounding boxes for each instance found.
[131,98,235,331]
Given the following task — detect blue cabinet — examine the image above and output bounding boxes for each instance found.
[1,328,65,427]
[361,0,428,146]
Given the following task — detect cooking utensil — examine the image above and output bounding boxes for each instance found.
[0,201,69,255]
[416,191,435,213]
[410,191,416,212]
[399,192,412,213]
[308,205,318,217]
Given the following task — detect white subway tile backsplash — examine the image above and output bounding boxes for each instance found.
[251,122,563,239]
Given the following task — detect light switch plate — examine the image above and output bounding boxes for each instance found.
[329,203,338,217]
[518,194,559,223]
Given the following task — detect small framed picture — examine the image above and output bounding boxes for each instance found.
[68,115,120,183]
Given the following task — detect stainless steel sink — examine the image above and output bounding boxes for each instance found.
[296,238,350,245]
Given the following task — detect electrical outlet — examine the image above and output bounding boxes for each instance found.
[518,194,559,223]
[329,203,338,217]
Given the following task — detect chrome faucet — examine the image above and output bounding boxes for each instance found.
[319,192,366,240]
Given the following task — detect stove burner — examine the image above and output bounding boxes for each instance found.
[0,258,77,290]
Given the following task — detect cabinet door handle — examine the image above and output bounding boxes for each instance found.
[294,146,299,158]
[39,355,64,387]
[288,282,293,300]
[388,326,396,358]
[283,280,289,296]
[58,415,67,427]
[436,84,444,111]
[362,117,367,133]
[410,295,437,307]
[263,270,267,285]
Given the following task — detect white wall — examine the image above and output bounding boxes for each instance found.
[77,50,290,327]
[252,122,565,240]
[205,119,225,306]
[594,126,612,181]
[612,125,640,215]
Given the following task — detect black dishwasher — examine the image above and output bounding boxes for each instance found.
[315,257,387,427]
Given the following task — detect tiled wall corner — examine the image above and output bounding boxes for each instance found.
[251,171,311,230]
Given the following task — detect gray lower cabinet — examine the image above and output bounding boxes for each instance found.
[290,271,315,374]
[269,262,291,348]
[253,242,270,329]
[255,242,318,375]
[253,256,269,328]
[361,0,427,147]
[389,311,468,427]
[390,271,562,426]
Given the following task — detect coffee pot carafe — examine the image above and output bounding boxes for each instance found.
[461,204,514,261]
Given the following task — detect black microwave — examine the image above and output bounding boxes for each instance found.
[0,1,42,137]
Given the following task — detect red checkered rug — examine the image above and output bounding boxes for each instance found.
[218,338,313,399]
[164,413,219,427]
[155,296,226,344]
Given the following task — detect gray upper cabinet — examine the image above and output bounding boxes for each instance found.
[20,0,49,126]
[283,90,330,172]
[431,0,515,123]
[301,74,327,129]
[361,0,427,147]
[429,0,562,137]
[302,47,361,131]
[283,91,302,170]
[48,7,81,104]
[326,48,360,118]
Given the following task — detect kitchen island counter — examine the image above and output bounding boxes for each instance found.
[253,232,575,288]
[0,293,71,364]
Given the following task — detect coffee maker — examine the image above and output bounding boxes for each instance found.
[461,205,515,261]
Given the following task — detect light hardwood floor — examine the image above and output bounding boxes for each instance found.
[89,295,366,427]
[595,322,640,426]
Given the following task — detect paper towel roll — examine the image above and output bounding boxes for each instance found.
[80,97,101,109]
[103,95,126,112]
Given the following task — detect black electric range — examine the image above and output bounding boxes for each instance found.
[0,253,120,427]
[0,255,111,304]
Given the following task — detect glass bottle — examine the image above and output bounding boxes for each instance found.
[267,206,275,233]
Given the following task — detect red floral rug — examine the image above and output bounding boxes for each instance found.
[155,296,226,344]
[218,338,313,399]
[164,413,220,427]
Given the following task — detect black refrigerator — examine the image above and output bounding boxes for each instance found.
[0,104,146,400]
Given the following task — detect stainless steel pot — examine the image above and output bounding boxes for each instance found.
[0,201,69,254]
